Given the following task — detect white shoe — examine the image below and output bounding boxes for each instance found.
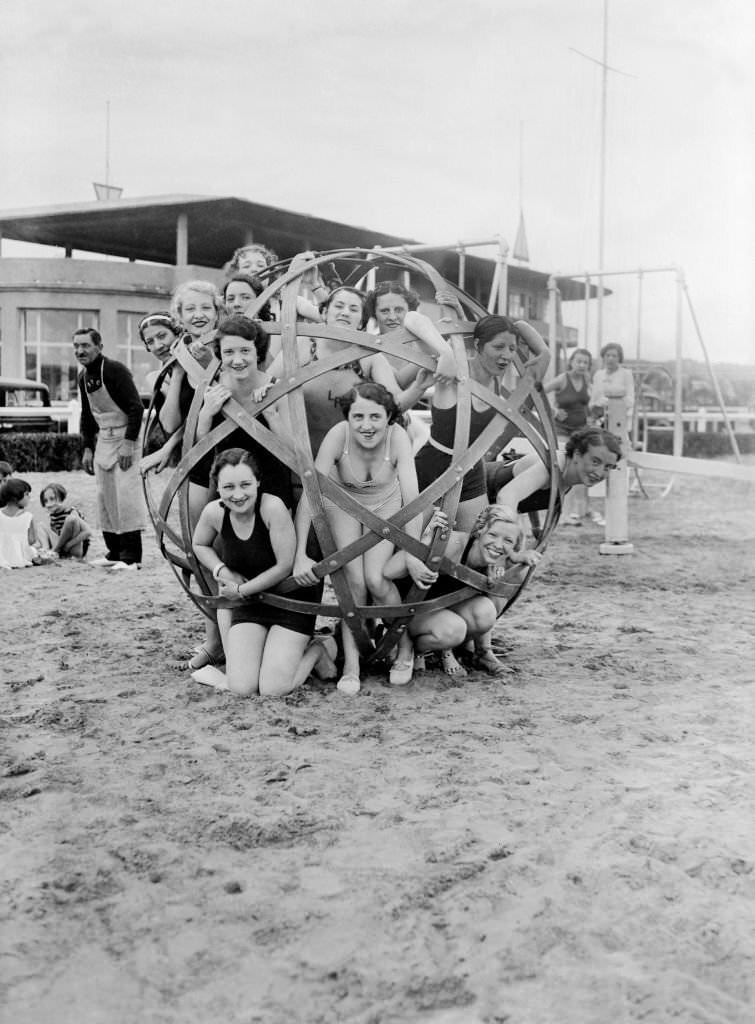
[336,674,361,695]
[389,658,414,686]
[191,666,228,690]
[588,511,606,527]
[108,561,140,571]
[90,556,119,567]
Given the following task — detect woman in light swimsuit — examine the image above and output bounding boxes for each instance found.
[293,383,432,694]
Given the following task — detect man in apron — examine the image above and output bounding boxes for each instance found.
[74,328,145,569]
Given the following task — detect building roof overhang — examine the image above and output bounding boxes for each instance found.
[0,194,604,299]
[0,194,415,267]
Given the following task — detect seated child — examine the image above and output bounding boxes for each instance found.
[0,478,43,568]
[39,483,92,559]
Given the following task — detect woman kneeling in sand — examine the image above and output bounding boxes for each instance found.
[383,505,540,676]
[191,449,334,696]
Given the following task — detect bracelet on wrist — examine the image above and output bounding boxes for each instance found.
[212,562,226,581]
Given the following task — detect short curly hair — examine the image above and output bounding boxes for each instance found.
[565,426,622,461]
[364,280,420,320]
[337,382,402,425]
[600,342,624,362]
[209,448,261,491]
[469,503,524,551]
[170,280,224,325]
[318,286,368,329]
[216,315,270,366]
[227,243,278,275]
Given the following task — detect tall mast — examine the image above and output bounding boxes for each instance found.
[597,0,608,354]
[570,2,634,355]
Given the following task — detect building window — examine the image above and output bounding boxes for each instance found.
[508,292,526,319]
[21,309,99,402]
[508,292,541,321]
[117,312,151,395]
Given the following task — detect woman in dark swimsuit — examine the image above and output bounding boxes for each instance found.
[414,314,549,531]
[191,315,293,508]
[192,449,334,696]
[543,347,595,525]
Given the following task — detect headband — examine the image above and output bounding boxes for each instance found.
[138,312,179,344]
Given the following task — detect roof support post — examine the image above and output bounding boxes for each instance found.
[496,236,508,315]
[176,213,188,267]
[546,275,559,384]
[673,267,683,458]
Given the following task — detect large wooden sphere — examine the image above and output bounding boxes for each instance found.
[143,249,561,661]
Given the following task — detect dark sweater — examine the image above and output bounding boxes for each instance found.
[78,355,144,450]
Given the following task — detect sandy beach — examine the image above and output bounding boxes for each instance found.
[1,467,753,1024]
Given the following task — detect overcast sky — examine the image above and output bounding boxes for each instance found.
[1,0,752,364]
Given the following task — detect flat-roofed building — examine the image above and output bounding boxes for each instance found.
[0,194,597,402]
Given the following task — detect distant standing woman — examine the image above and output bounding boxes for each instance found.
[590,342,635,434]
[543,347,596,525]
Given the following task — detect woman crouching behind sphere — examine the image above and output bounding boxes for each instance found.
[192,449,334,696]
[384,504,540,675]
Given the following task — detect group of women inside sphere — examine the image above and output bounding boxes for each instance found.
[137,244,622,698]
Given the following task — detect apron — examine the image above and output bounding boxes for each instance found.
[88,375,145,533]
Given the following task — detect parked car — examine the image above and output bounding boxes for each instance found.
[0,377,62,433]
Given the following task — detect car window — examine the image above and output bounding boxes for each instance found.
[8,388,44,407]
[0,382,51,408]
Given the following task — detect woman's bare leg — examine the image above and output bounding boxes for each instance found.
[258,627,320,697]
[224,621,268,696]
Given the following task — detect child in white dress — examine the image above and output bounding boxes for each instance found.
[0,479,43,569]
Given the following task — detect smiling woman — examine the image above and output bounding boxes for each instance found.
[292,382,426,693]
[191,449,331,697]
[190,316,293,508]
[414,312,550,532]
[486,425,622,514]
[384,503,541,675]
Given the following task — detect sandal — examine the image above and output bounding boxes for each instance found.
[336,673,361,696]
[440,650,468,677]
[389,658,413,686]
[473,649,508,677]
[176,643,225,673]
